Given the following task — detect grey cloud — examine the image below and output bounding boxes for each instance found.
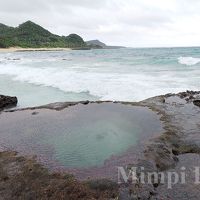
[1,0,200,47]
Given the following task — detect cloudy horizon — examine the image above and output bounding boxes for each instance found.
[1,0,200,47]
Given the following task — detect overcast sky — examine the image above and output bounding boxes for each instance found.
[1,0,200,47]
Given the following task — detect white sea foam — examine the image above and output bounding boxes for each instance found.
[178,57,200,66]
[0,62,198,102]
[1,49,200,106]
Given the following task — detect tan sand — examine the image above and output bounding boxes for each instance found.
[0,47,71,53]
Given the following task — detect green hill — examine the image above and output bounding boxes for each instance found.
[0,21,86,48]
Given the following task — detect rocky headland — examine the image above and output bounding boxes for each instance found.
[0,91,200,199]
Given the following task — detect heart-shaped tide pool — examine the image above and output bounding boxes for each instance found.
[0,103,162,169]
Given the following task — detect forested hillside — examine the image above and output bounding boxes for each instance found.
[0,21,85,48]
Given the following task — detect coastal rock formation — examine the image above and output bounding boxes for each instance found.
[1,91,200,199]
[0,95,17,110]
[126,90,200,199]
[193,99,200,107]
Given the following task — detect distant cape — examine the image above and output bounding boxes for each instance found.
[86,39,125,49]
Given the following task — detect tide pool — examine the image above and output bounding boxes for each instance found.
[0,103,162,168]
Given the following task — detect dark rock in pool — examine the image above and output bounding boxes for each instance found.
[193,100,200,107]
[0,95,18,110]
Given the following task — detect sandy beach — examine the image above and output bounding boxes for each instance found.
[0,47,71,52]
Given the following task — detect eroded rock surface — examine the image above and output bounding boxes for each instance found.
[121,91,200,199]
[0,151,118,200]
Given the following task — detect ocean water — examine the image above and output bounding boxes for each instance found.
[0,47,200,108]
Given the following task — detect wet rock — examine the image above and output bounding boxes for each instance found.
[0,95,17,110]
[145,143,177,171]
[119,187,132,200]
[81,100,90,105]
[136,159,157,177]
[193,100,200,107]
[176,91,200,104]
[160,97,165,103]
[32,112,39,115]
[172,139,200,154]
[86,178,118,192]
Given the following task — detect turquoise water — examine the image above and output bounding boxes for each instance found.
[0,47,200,107]
[0,103,162,168]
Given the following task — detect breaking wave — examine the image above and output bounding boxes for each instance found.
[178,57,200,66]
[0,62,198,102]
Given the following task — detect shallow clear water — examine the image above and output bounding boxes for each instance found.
[0,103,162,168]
[0,47,200,107]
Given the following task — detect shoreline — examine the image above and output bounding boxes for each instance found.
[0,47,71,53]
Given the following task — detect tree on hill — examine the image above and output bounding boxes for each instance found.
[0,21,86,48]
